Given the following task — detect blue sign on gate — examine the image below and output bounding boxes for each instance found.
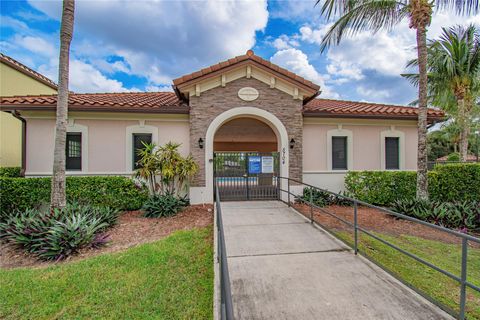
[248,156,261,174]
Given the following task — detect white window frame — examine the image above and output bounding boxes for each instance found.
[64,120,88,173]
[126,122,158,172]
[327,127,353,171]
[380,128,405,170]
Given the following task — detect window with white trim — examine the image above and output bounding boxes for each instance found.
[132,133,152,170]
[385,137,400,170]
[66,132,82,170]
[332,136,348,170]
[327,127,353,171]
[380,129,405,170]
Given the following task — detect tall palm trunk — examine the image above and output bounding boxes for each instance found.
[415,24,429,199]
[50,0,75,210]
[410,0,432,200]
[458,98,470,162]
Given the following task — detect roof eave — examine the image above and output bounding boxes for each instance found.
[302,111,444,122]
[0,105,190,114]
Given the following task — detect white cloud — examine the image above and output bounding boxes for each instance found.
[29,0,269,87]
[37,58,129,93]
[299,24,332,45]
[299,12,480,84]
[270,48,339,99]
[146,85,174,92]
[69,60,129,93]
[270,1,322,22]
[270,34,300,50]
[356,86,391,101]
[0,16,29,31]
[14,35,56,57]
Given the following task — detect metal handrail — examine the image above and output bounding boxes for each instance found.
[215,182,235,320]
[277,176,480,320]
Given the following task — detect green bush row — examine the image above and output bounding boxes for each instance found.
[0,167,22,177]
[345,163,480,206]
[0,176,148,214]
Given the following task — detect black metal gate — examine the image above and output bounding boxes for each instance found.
[214,152,280,201]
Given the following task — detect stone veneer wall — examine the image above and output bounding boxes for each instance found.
[189,77,303,186]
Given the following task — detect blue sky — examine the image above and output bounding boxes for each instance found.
[1,0,479,105]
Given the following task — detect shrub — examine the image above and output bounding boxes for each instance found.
[390,199,480,231]
[142,193,189,218]
[296,187,352,207]
[0,176,148,216]
[429,163,480,203]
[0,167,22,177]
[345,171,417,206]
[446,152,460,162]
[345,163,480,205]
[0,204,119,260]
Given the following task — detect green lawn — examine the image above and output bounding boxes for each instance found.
[0,227,213,320]
[334,230,480,319]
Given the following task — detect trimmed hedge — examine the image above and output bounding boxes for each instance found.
[0,167,22,178]
[0,176,148,214]
[345,163,480,206]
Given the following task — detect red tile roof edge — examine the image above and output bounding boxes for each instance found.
[0,53,58,90]
[304,98,445,120]
[172,50,320,92]
[1,92,444,120]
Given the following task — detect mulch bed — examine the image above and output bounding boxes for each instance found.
[0,204,213,269]
[294,203,478,246]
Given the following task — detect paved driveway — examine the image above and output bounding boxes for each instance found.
[221,201,453,320]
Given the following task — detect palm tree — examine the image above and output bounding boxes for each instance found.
[317,0,479,199]
[404,25,480,162]
[50,0,75,210]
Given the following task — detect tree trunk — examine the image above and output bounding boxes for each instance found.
[458,99,470,162]
[415,24,429,200]
[50,0,75,210]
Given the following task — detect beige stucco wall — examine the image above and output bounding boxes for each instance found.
[303,118,418,192]
[0,62,57,167]
[24,115,190,175]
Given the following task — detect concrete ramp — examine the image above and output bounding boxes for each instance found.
[221,201,452,320]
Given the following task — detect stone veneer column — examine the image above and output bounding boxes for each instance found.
[189,77,303,187]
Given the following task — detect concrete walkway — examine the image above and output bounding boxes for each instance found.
[221,201,453,320]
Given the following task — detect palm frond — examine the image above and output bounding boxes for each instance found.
[319,0,408,51]
[435,0,479,15]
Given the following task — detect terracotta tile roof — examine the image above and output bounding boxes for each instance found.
[0,92,188,114]
[304,98,445,120]
[173,50,320,92]
[0,53,58,90]
[1,92,445,121]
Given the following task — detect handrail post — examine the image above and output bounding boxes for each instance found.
[287,179,291,207]
[459,237,468,320]
[276,176,280,200]
[309,187,313,224]
[354,200,358,255]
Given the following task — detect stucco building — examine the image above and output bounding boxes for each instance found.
[0,53,58,168]
[0,51,443,203]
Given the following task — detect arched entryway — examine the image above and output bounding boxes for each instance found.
[214,118,277,152]
[205,107,289,202]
